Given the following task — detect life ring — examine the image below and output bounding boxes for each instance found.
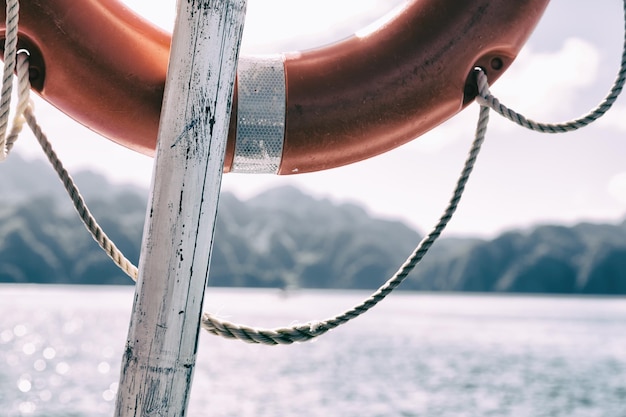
[0,0,549,174]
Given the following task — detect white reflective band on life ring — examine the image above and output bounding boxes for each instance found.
[232,55,286,174]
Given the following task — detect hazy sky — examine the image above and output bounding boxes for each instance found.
[9,0,626,237]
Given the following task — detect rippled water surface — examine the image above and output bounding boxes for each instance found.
[1,285,625,416]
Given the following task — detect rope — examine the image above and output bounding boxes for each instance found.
[27,65,490,344]
[475,0,626,133]
[2,0,624,345]
[10,53,490,344]
[200,98,491,344]
[0,0,29,161]
[22,109,139,280]
[0,0,139,280]
[200,0,626,343]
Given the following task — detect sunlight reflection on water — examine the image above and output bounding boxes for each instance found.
[1,285,625,416]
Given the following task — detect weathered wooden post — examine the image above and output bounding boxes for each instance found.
[114,0,247,415]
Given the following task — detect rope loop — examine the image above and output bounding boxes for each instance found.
[475,0,626,133]
[200,104,492,344]
[0,0,31,162]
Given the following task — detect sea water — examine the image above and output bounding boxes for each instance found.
[0,285,625,417]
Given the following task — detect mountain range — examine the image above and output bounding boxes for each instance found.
[1,154,625,294]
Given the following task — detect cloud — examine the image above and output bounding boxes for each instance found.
[377,37,603,154]
[121,0,176,30]
[241,0,405,53]
[489,38,600,123]
[608,172,626,205]
[597,104,626,132]
[407,106,481,154]
[122,0,406,53]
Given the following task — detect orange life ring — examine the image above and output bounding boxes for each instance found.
[0,0,549,174]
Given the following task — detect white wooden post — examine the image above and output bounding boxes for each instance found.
[114,0,247,415]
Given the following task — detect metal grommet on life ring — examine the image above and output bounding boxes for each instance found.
[0,0,550,174]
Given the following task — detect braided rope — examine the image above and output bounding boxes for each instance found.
[23,107,140,281]
[0,0,139,278]
[16,53,490,344]
[0,0,28,161]
[0,33,141,280]
[0,0,139,281]
[0,0,18,139]
[0,0,488,344]
[5,53,30,151]
[200,95,491,344]
[475,0,626,133]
